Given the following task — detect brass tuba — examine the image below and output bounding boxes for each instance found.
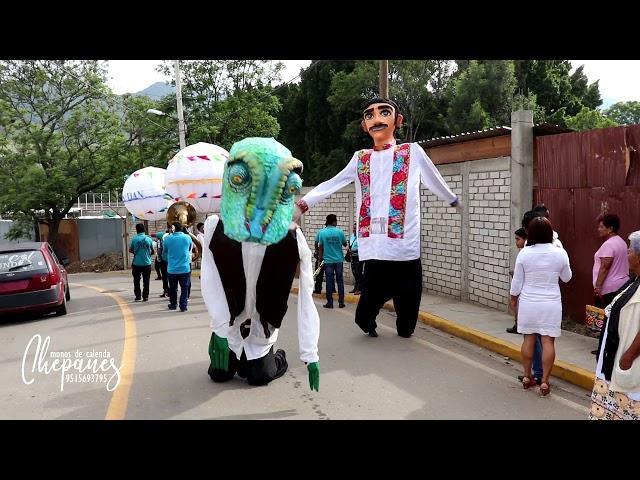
[166,200,202,261]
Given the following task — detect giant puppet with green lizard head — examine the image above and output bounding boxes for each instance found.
[200,137,320,391]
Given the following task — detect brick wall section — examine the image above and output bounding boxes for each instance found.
[299,186,355,285]
[421,175,463,297]
[300,156,513,312]
[467,169,511,309]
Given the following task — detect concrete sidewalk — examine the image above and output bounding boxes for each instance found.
[292,283,598,391]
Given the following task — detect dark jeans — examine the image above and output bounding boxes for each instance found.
[208,345,288,386]
[160,260,169,294]
[355,259,422,337]
[154,259,162,279]
[325,262,344,306]
[532,334,543,378]
[132,264,151,300]
[168,272,191,310]
[313,256,337,294]
[350,253,363,291]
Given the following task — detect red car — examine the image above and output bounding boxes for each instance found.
[0,242,70,317]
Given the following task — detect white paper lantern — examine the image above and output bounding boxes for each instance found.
[165,142,229,213]
[122,166,171,221]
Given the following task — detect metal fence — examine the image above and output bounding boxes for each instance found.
[76,191,123,210]
[535,124,640,322]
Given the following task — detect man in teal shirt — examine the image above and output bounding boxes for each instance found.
[317,214,347,308]
[162,221,193,312]
[313,220,336,294]
[129,223,154,301]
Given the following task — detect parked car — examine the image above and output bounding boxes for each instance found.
[0,242,70,317]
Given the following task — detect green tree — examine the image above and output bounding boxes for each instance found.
[158,60,284,149]
[276,60,357,185]
[511,91,547,123]
[513,60,602,123]
[604,101,640,125]
[325,59,455,144]
[328,60,455,151]
[205,88,281,150]
[327,60,377,154]
[301,60,360,157]
[446,60,517,132]
[570,64,602,110]
[119,93,180,169]
[564,106,618,131]
[274,83,307,161]
[389,60,454,142]
[279,60,455,184]
[0,60,129,248]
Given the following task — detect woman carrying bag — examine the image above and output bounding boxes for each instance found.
[591,214,630,355]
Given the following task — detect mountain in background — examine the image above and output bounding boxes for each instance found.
[134,82,175,99]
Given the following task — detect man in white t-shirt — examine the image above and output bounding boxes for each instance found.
[294,97,462,338]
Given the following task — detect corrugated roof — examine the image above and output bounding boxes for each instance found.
[419,126,511,148]
[533,123,574,135]
[418,122,573,148]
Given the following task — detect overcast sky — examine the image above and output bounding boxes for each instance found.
[106,60,311,95]
[106,60,640,109]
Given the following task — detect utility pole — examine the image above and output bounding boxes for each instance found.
[138,127,149,233]
[174,60,187,150]
[379,60,389,98]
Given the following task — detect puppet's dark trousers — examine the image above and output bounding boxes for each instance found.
[355,258,422,338]
[208,323,288,386]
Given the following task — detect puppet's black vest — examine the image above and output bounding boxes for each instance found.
[210,220,299,337]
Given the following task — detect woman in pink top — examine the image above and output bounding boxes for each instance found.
[592,214,630,355]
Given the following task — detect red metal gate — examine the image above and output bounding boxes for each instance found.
[535,125,640,323]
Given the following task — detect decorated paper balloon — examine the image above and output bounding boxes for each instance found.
[165,142,229,213]
[122,166,171,221]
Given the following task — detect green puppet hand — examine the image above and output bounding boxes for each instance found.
[307,361,320,392]
[208,332,230,371]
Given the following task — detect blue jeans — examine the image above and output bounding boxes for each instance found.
[532,334,543,378]
[324,262,344,306]
[168,272,191,310]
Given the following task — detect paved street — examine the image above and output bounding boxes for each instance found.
[0,272,591,419]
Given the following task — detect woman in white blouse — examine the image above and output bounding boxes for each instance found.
[510,217,572,396]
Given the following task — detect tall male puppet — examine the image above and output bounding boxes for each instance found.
[294,98,462,338]
[201,138,320,391]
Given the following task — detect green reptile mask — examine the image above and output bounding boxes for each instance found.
[220,137,303,244]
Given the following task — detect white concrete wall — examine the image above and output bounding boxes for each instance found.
[299,155,513,311]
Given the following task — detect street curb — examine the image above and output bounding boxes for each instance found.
[291,287,596,391]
